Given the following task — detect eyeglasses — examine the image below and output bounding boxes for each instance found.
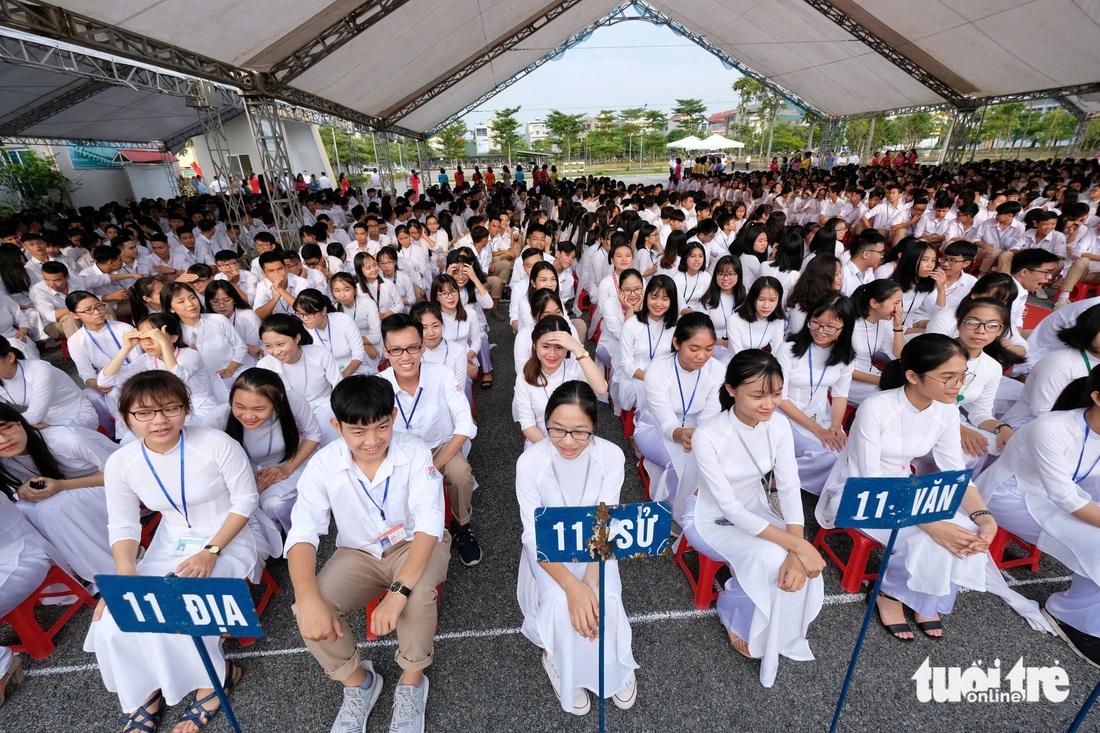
[960,318,1004,332]
[1030,268,1058,276]
[938,256,969,265]
[128,404,185,422]
[437,289,458,297]
[294,310,323,320]
[621,287,644,295]
[867,248,886,257]
[923,372,976,390]
[547,427,594,442]
[0,421,21,434]
[385,344,423,356]
[75,303,107,316]
[808,321,841,336]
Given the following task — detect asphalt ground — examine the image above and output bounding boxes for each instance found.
[3,313,1100,733]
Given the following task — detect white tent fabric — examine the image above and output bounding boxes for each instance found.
[698,134,744,150]
[1,0,1098,144]
[667,136,703,149]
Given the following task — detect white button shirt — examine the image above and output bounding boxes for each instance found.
[379,361,476,449]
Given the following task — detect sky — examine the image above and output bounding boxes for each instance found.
[457,21,746,128]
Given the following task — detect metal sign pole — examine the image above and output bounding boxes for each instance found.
[191,637,243,733]
[598,558,606,733]
[1067,679,1100,733]
[829,527,899,733]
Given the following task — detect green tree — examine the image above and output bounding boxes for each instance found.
[544,110,586,160]
[489,106,524,165]
[0,150,77,213]
[436,120,470,162]
[771,121,808,153]
[672,98,707,136]
[980,103,1025,147]
[896,112,935,149]
[586,129,622,161]
[320,126,375,185]
[1039,109,1077,146]
[733,78,783,157]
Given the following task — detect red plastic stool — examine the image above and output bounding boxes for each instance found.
[365,583,443,641]
[621,408,636,440]
[637,456,651,501]
[672,539,723,610]
[989,528,1041,571]
[2,565,95,660]
[577,290,592,314]
[235,568,282,647]
[1070,283,1099,302]
[139,511,162,549]
[813,527,884,593]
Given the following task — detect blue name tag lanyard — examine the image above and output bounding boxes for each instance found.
[143,429,189,528]
[674,357,701,427]
[358,476,391,521]
[1073,411,1100,484]
[807,346,829,403]
[88,323,131,365]
[396,387,423,430]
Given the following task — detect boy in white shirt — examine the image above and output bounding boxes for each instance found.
[287,375,450,733]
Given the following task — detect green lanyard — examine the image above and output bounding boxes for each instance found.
[1082,351,1093,372]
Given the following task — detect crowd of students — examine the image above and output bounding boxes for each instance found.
[0,151,1099,731]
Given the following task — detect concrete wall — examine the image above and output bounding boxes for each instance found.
[187,116,333,185]
[51,147,134,209]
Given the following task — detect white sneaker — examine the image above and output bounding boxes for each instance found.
[541,652,591,716]
[1054,297,1071,311]
[330,661,383,733]
[1033,288,1051,300]
[388,676,428,733]
[612,672,637,710]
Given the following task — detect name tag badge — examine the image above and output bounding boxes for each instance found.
[173,535,206,557]
[805,410,819,425]
[378,524,408,551]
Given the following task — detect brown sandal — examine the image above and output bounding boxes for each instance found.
[727,631,752,658]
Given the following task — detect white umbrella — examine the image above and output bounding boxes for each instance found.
[698,133,744,149]
[667,135,702,149]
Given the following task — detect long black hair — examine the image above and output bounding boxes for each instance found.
[699,255,745,310]
[225,368,300,463]
[879,333,968,391]
[0,402,61,498]
[851,279,901,319]
[637,274,678,329]
[890,239,937,294]
[0,244,31,296]
[787,293,856,366]
[956,298,1024,368]
[735,276,784,323]
[544,380,598,433]
[1057,303,1100,351]
[1053,365,1100,411]
[730,222,767,263]
[786,253,839,313]
[718,349,784,411]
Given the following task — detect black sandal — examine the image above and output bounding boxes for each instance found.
[172,663,242,732]
[866,587,913,643]
[480,375,494,389]
[118,691,164,733]
[915,618,944,639]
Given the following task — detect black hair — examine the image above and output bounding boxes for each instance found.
[851,279,901,319]
[636,274,678,329]
[956,297,1023,368]
[294,288,333,315]
[717,349,784,411]
[787,293,857,366]
[64,289,99,314]
[879,333,968,391]
[204,280,251,313]
[786,253,840,312]
[139,312,187,347]
[159,281,200,316]
[677,241,707,273]
[731,222,768,263]
[528,261,560,294]
[331,374,395,426]
[1052,366,1100,411]
[808,226,838,257]
[890,239,937,294]
[528,288,566,322]
[943,240,978,262]
[117,370,192,428]
[1057,303,1100,351]
[0,244,31,295]
[381,312,423,345]
[735,276,784,323]
[409,300,443,326]
[544,380,599,432]
[0,335,23,363]
[431,273,467,322]
[671,311,716,353]
[968,272,1018,306]
[0,402,62,498]
[259,313,312,345]
[699,255,746,310]
[524,315,572,386]
[849,228,885,258]
[128,276,161,323]
[225,368,300,462]
[1010,247,1060,275]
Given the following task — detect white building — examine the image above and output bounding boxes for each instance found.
[525,118,548,147]
[474,121,491,155]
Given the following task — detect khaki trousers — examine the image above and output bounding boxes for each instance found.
[295,537,451,681]
[432,445,474,525]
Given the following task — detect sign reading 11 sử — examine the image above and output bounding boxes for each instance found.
[534,500,673,564]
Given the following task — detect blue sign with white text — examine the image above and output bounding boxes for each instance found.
[96,575,264,638]
[534,501,673,564]
[835,469,973,530]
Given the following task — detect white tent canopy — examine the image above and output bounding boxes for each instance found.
[0,0,1097,145]
[667,135,702,149]
[698,134,744,150]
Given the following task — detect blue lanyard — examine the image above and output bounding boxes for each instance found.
[88,323,130,365]
[142,430,189,528]
[1073,411,1100,484]
[357,475,390,521]
[673,357,701,427]
[314,321,333,354]
[807,346,829,403]
[646,323,661,360]
[1,363,26,407]
[396,387,423,430]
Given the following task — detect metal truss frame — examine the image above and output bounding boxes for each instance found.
[266,0,415,84]
[837,83,1100,123]
[0,0,424,138]
[425,1,826,136]
[0,136,161,149]
[817,120,838,155]
[940,108,980,169]
[193,85,250,226]
[373,132,396,195]
[243,97,303,247]
[801,0,964,107]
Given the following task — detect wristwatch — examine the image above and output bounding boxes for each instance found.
[576,351,591,361]
[993,423,1010,435]
[203,544,221,556]
[389,580,412,598]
